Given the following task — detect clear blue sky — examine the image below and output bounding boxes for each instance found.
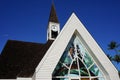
[0,0,120,70]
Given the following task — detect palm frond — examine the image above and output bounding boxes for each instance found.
[113,54,120,64]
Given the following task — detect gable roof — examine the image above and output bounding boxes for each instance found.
[35,13,120,80]
[0,40,53,79]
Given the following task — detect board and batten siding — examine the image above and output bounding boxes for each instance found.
[35,13,120,80]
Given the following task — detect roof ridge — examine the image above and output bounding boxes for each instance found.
[7,40,44,45]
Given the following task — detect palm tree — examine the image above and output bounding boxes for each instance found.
[107,41,120,78]
[113,54,120,64]
[108,41,120,63]
[108,41,119,53]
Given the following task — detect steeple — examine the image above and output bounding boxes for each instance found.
[49,3,59,23]
[47,3,60,41]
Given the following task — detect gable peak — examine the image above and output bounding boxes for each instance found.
[70,12,79,20]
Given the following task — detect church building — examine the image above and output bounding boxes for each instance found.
[0,3,119,80]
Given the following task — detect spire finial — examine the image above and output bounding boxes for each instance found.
[49,1,59,23]
[52,0,54,4]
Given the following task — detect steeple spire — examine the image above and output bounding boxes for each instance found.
[49,3,59,23]
[47,3,60,41]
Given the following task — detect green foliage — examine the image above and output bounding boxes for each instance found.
[107,41,120,77]
[107,41,120,63]
[108,41,119,50]
[113,54,120,64]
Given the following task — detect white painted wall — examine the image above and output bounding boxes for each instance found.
[17,77,32,80]
[35,13,120,80]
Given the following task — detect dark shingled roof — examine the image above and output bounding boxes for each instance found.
[49,3,59,23]
[0,40,53,79]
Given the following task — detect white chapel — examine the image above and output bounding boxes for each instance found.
[0,3,119,80]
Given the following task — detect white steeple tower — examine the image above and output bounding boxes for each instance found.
[47,3,60,40]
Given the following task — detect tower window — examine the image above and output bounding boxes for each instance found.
[52,30,58,38]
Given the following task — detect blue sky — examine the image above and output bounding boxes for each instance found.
[0,0,120,70]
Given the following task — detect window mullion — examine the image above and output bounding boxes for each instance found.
[77,57,81,80]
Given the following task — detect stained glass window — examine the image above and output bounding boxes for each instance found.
[52,34,105,80]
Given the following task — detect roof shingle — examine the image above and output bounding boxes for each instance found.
[0,40,53,79]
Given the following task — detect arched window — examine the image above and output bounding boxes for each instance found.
[52,34,105,80]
